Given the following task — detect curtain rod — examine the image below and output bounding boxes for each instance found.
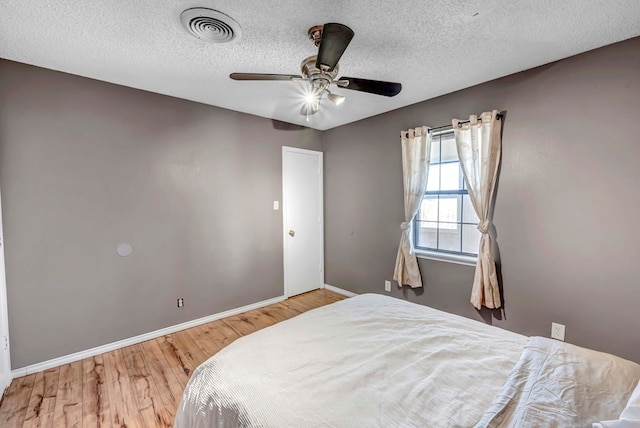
[429,124,453,132]
[451,112,503,128]
[403,113,503,138]
[434,112,503,130]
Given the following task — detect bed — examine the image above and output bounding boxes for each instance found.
[174,294,640,427]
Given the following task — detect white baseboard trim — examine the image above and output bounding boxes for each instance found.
[323,283,358,298]
[12,295,286,378]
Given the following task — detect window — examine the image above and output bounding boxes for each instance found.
[414,129,481,261]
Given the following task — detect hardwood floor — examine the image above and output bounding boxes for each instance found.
[0,289,346,427]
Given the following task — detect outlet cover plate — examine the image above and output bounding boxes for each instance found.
[384,280,391,292]
[551,322,565,341]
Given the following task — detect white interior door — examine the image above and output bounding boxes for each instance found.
[0,192,11,395]
[283,147,323,297]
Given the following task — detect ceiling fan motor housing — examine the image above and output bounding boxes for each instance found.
[301,55,337,93]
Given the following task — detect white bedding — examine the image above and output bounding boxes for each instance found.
[175,293,528,427]
[476,337,640,427]
[174,294,640,427]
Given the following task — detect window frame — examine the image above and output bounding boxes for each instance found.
[413,127,478,266]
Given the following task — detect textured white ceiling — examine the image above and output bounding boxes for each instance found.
[1,1,639,130]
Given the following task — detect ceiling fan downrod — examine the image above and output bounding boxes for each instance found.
[307,25,324,47]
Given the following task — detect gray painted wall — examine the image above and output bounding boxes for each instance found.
[2,36,639,369]
[0,60,322,368]
[323,37,640,362]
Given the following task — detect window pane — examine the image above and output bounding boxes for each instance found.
[440,134,458,162]
[438,196,460,230]
[418,196,438,227]
[414,131,478,259]
[440,162,462,191]
[438,226,461,252]
[426,164,440,191]
[462,224,481,254]
[462,194,479,224]
[416,221,437,249]
[430,140,440,163]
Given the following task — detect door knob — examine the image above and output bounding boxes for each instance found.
[289,230,295,237]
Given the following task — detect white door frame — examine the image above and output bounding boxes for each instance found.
[282,146,324,298]
[0,190,11,395]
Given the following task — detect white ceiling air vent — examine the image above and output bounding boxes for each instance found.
[180,8,241,43]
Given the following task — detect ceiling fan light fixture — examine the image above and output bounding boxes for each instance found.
[327,92,345,105]
[301,102,319,118]
[304,91,320,105]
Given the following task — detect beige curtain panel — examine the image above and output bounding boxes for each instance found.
[393,126,431,288]
[452,110,503,309]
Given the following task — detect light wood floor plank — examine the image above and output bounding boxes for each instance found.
[34,368,58,428]
[21,370,45,428]
[52,361,83,428]
[138,340,183,412]
[184,325,221,360]
[258,305,291,323]
[154,335,194,388]
[103,350,143,428]
[266,302,303,319]
[154,336,192,390]
[0,373,37,428]
[277,298,307,315]
[169,331,209,369]
[120,345,173,427]
[82,355,111,428]
[0,289,347,427]
[22,367,59,428]
[195,320,240,353]
[222,307,279,336]
[284,291,329,313]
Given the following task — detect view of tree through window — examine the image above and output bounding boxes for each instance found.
[414,130,481,256]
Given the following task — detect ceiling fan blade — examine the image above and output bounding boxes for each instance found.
[230,73,302,81]
[300,102,319,116]
[315,23,354,72]
[337,77,402,97]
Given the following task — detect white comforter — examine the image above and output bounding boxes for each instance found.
[476,337,640,427]
[174,293,528,428]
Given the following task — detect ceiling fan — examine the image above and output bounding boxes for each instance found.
[230,23,402,117]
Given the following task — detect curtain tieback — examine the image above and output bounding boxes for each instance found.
[477,220,490,234]
[400,222,411,231]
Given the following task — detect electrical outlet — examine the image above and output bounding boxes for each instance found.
[551,322,565,341]
[384,280,391,292]
[177,298,184,308]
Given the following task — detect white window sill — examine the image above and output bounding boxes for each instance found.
[415,250,477,267]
